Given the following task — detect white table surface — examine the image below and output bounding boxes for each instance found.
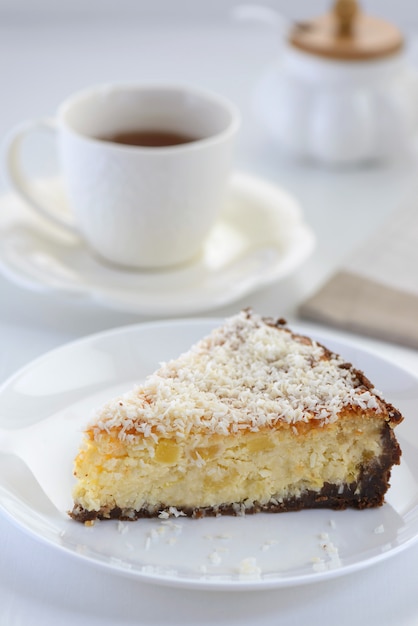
[1,7,418,624]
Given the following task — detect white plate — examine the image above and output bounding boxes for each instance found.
[0,172,315,315]
[0,319,417,591]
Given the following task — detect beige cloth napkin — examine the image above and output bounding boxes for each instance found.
[299,195,418,349]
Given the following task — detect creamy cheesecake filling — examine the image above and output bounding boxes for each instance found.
[73,413,385,513]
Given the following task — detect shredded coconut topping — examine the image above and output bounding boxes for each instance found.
[92,311,381,441]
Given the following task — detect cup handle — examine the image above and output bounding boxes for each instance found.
[4,118,78,233]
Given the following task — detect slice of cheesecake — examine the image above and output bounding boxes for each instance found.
[70,310,402,522]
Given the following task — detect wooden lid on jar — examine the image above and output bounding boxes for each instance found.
[289,0,403,61]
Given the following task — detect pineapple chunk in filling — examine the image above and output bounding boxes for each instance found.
[72,415,384,512]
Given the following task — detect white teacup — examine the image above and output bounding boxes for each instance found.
[4,83,240,269]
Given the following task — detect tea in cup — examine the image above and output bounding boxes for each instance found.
[4,83,240,268]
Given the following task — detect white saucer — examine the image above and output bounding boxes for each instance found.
[0,172,315,315]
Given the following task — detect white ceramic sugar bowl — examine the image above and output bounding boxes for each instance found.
[254,0,418,165]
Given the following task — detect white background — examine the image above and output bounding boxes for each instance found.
[1,1,418,624]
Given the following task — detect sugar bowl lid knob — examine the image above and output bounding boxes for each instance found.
[334,0,358,36]
[289,0,404,60]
